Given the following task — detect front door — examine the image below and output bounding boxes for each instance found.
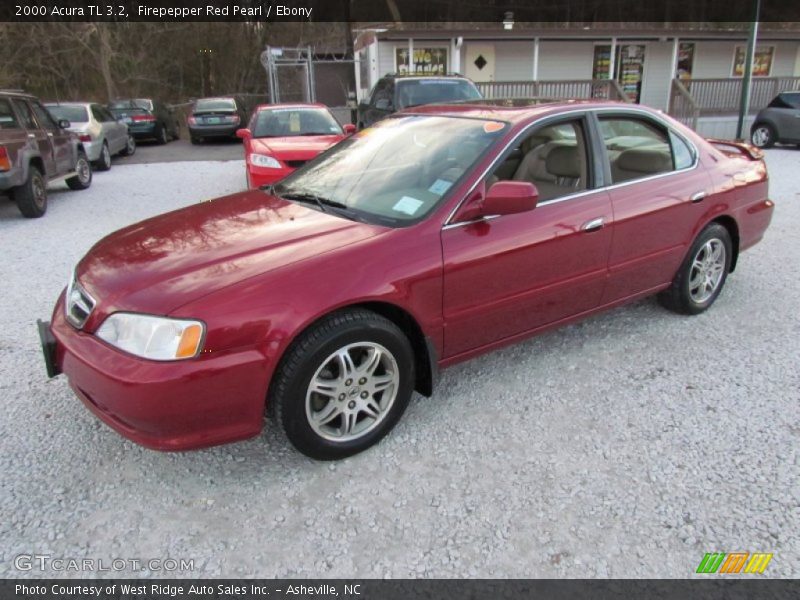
[441,117,613,358]
[464,43,496,83]
[30,101,73,174]
[616,44,646,103]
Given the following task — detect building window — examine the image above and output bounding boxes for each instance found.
[676,42,695,80]
[395,47,448,75]
[732,45,774,77]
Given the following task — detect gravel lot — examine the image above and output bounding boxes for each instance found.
[1,151,798,579]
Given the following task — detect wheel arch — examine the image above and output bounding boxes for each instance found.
[710,215,740,272]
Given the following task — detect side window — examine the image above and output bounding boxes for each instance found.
[371,81,393,110]
[91,105,105,122]
[11,99,36,129]
[488,119,589,202]
[0,98,21,130]
[599,117,673,184]
[669,131,694,170]
[31,102,59,130]
[100,107,117,122]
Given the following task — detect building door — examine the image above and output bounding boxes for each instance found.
[464,43,495,82]
[616,44,646,103]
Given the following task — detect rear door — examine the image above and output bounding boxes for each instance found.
[93,105,125,154]
[1,97,30,173]
[597,112,712,303]
[441,115,613,357]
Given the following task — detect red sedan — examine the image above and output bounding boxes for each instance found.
[39,101,773,460]
[237,103,355,188]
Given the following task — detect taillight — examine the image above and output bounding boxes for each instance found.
[229,115,240,124]
[0,147,10,171]
[188,116,197,125]
[131,115,156,122]
[78,134,92,143]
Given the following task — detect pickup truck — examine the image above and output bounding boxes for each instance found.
[0,90,92,218]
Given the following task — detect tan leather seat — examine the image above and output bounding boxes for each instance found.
[512,140,572,184]
[612,147,672,183]
[530,145,584,201]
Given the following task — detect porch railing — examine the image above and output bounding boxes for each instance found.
[668,76,800,121]
[476,79,633,103]
[668,78,700,130]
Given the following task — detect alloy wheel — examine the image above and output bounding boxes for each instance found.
[689,238,726,304]
[751,126,771,148]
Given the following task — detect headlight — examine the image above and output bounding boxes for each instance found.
[96,313,205,361]
[250,153,281,168]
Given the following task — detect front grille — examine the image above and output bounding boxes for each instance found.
[286,160,307,169]
[65,275,96,329]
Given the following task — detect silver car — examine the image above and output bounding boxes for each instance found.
[750,91,800,148]
[45,102,135,170]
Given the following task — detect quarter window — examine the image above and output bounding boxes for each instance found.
[669,131,694,170]
[0,99,20,129]
[599,117,673,184]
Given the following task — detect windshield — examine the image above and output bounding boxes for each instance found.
[274,115,506,226]
[252,107,342,138]
[45,105,88,123]
[194,98,236,112]
[396,79,482,109]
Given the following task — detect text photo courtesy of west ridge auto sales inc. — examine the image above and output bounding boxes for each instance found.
[1,0,799,598]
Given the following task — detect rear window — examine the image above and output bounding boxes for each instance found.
[396,79,482,109]
[770,93,800,109]
[109,99,153,111]
[46,105,88,123]
[194,98,236,112]
[109,107,148,118]
[0,98,20,129]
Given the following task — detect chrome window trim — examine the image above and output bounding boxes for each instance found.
[442,106,700,228]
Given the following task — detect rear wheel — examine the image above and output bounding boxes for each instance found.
[66,151,92,190]
[156,123,168,145]
[120,134,136,156]
[270,309,415,460]
[13,165,47,218]
[94,141,111,171]
[659,223,732,315]
[751,123,776,148]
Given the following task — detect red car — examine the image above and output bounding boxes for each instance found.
[236,103,356,188]
[39,101,773,460]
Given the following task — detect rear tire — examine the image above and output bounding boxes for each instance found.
[659,223,732,315]
[13,165,47,218]
[750,123,776,148]
[270,309,415,460]
[156,123,168,145]
[120,134,136,156]
[66,151,92,190]
[94,141,111,171]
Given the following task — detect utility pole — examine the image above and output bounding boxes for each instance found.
[736,0,761,141]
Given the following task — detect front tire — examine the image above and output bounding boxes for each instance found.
[13,165,47,218]
[66,151,92,190]
[270,309,415,460]
[751,123,776,148]
[659,223,732,315]
[94,141,111,171]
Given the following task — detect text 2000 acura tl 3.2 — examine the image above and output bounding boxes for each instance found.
[39,101,773,460]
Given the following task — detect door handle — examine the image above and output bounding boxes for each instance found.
[690,191,707,203]
[581,217,605,232]
[27,133,35,138]
[46,132,53,137]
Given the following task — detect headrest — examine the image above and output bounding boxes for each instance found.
[616,148,672,174]
[546,145,581,178]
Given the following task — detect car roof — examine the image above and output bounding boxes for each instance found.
[400,99,655,124]
[383,73,470,80]
[44,101,93,107]
[252,102,329,111]
[0,90,37,100]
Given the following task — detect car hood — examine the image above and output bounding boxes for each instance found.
[249,134,344,159]
[76,190,384,317]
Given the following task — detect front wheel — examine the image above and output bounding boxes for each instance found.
[751,123,776,148]
[659,223,732,315]
[66,151,92,190]
[270,309,415,460]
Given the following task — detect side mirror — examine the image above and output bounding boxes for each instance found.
[374,98,391,111]
[483,181,539,216]
[236,128,252,140]
[343,124,356,135]
[58,119,71,129]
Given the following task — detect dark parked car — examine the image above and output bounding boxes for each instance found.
[357,73,481,128]
[188,96,248,143]
[108,98,179,145]
[40,101,772,459]
[0,90,92,218]
[750,91,800,148]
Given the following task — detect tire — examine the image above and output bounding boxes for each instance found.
[120,134,136,156]
[750,123,776,148]
[659,223,732,315]
[94,141,111,171]
[190,135,202,145]
[270,309,415,460]
[156,123,168,145]
[13,165,47,218]
[66,151,92,190]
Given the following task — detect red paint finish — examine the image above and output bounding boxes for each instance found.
[47,102,773,451]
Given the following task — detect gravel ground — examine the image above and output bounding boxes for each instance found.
[0,151,798,579]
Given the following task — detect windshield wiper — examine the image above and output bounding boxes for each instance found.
[299,132,333,136]
[279,190,355,220]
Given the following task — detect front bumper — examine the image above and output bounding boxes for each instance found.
[43,295,270,451]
